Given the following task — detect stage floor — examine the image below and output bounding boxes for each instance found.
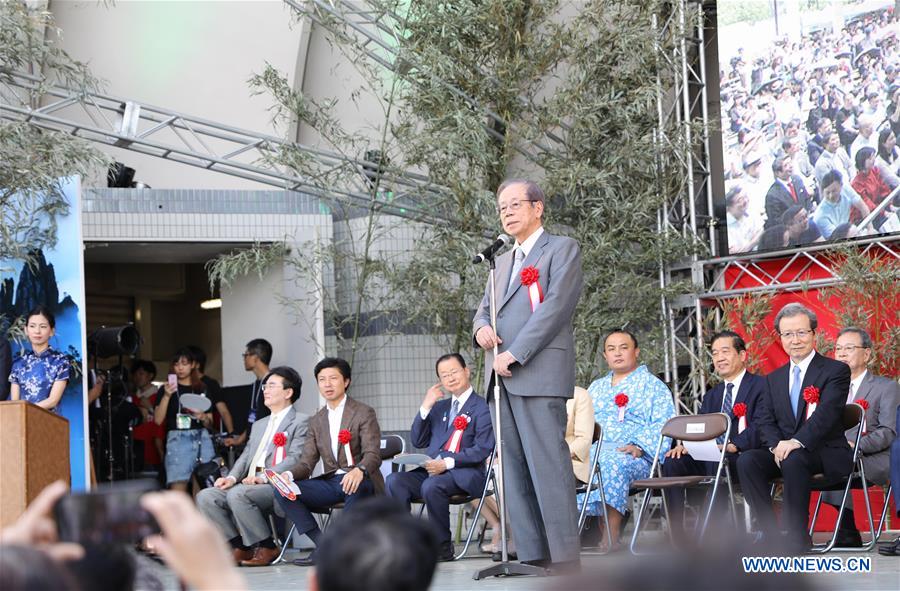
[141,545,899,591]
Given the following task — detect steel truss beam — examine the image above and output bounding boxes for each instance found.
[0,69,454,225]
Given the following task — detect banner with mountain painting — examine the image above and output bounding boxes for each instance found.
[1,177,89,490]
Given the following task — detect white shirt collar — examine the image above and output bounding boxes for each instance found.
[792,350,816,374]
[267,404,292,428]
[515,226,544,258]
[451,387,473,412]
[849,369,868,400]
[724,369,747,396]
[327,395,347,415]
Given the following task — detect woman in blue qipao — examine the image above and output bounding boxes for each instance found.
[9,305,70,412]
[577,330,675,550]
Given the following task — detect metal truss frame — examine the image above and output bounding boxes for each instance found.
[0,69,453,225]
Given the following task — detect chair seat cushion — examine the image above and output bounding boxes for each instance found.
[631,475,709,490]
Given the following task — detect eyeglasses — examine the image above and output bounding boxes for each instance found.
[497,200,536,215]
[834,345,867,353]
[242,352,252,358]
[439,368,463,380]
[262,382,284,391]
[779,329,814,340]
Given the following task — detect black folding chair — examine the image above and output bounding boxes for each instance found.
[629,413,734,554]
[804,403,878,553]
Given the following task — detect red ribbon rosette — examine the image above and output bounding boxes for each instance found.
[614,393,628,422]
[444,415,470,453]
[272,431,287,465]
[337,429,354,465]
[519,266,544,312]
[854,399,869,434]
[733,402,748,434]
[803,385,820,420]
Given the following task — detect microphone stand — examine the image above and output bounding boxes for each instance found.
[474,252,547,580]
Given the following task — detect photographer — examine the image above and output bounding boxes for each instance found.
[154,348,214,493]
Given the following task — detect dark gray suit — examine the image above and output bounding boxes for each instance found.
[197,406,308,546]
[473,229,583,563]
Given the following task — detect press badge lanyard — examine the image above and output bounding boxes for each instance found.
[248,380,261,425]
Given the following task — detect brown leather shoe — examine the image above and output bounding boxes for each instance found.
[240,545,280,567]
[232,547,254,564]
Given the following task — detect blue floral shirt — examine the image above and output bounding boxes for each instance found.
[9,347,71,411]
[587,364,676,464]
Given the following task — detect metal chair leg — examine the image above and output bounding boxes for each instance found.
[273,524,296,564]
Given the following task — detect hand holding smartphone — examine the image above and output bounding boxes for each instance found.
[54,480,160,545]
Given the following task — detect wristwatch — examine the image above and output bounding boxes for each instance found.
[355,465,368,477]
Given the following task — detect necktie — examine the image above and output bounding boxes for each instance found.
[788,182,798,203]
[248,418,276,478]
[449,399,460,424]
[790,365,802,418]
[846,382,856,404]
[717,383,734,444]
[507,248,525,296]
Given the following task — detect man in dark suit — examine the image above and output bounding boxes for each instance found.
[275,357,382,566]
[662,330,766,540]
[737,303,852,552]
[878,405,900,556]
[386,354,494,561]
[765,155,814,229]
[473,179,583,572]
[825,327,900,547]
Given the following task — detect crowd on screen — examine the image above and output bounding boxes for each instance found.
[721,5,900,253]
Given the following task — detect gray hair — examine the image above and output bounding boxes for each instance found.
[774,303,818,333]
[496,179,545,203]
[837,326,873,349]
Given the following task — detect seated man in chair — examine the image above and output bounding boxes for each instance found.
[662,331,766,541]
[386,353,494,562]
[277,357,383,567]
[197,366,309,566]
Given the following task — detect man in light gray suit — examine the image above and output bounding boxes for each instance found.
[823,327,899,546]
[197,366,309,566]
[473,179,583,572]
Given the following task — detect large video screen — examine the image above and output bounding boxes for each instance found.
[716,0,899,254]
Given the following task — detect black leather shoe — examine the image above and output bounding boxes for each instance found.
[292,552,317,567]
[877,537,900,557]
[834,528,863,548]
[491,551,517,562]
[437,542,455,562]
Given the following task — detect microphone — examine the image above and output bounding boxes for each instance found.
[472,234,512,264]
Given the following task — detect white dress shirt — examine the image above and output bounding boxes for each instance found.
[515,226,544,258]
[788,350,816,396]
[847,370,868,404]
[328,396,347,474]
[722,369,746,413]
[250,405,292,476]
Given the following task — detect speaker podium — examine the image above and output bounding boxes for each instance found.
[0,401,70,527]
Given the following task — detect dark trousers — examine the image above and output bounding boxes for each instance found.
[386,468,466,545]
[737,446,850,545]
[892,406,900,515]
[274,473,375,538]
[662,454,738,536]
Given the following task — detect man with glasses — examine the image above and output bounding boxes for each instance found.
[197,366,309,566]
[825,327,899,547]
[224,338,273,448]
[737,303,851,552]
[386,353,494,561]
[473,179,583,573]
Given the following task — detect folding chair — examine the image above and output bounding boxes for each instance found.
[629,413,734,555]
[411,451,496,560]
[274,433,406,561]
[804,403,878,553]
[575,422,613,553]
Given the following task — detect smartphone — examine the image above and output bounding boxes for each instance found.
[54,479,160,545]
[168,373,177,389]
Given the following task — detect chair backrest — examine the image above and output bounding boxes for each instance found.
[380,433,405,460]
[662,413,729,442]
[842,403,864,431]
[592,422,601,444]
